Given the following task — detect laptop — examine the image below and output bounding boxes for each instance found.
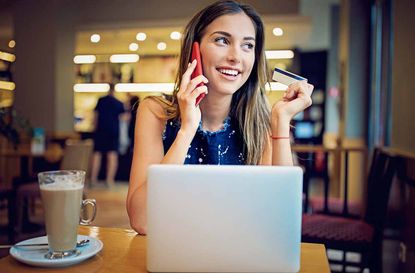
[147,165,303,273]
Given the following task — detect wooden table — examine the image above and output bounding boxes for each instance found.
[0,226,330,272]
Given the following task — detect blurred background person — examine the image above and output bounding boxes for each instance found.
[90,84,126,187]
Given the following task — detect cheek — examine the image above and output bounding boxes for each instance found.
[244,55,256,76]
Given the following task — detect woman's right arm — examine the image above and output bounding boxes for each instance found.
[126,98,164,235]
[127,60,208,235]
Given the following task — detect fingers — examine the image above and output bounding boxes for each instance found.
[284,81,314,101]
[189,85,208,102]
[179,59,197,92]
[179,60,208,95]
[186,75,209,94]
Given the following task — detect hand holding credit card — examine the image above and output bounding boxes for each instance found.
[272,67,307,86]
[190,42,206,106]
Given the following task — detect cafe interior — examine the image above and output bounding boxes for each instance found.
[0,0,414,272]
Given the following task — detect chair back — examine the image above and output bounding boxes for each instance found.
[60,139,93,176]
[364,148,397,228]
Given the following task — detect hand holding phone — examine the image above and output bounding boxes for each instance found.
[190,42,206,105]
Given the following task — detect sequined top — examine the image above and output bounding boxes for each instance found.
[162,117,246,165]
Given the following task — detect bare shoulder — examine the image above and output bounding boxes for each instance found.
[138,97,165,119]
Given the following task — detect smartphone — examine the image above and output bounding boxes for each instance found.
[190,42,206,105]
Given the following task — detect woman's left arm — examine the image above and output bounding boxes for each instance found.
[269,81,314,166]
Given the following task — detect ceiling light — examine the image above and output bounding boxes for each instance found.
[0,51,16,62]
[73,55,96,64]
[265,82,287,91]
[115,83,174,93]
[8,40,16,48]
[272,27,284,36]
[110,54,139,63]
[129,42,139,51]
[74,83,110,92]
[170,31,182,40]
[157,42,167,51]
[136,32,147,41]
[265,50,294,59]
[0,81,15,91]
[90,34,101,43]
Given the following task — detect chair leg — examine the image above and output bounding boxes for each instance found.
[7,191,16,244]
[369,243,383,273]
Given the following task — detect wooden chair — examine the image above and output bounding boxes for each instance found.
[13,139,93,241]
[0,184,15,244]
[301,148,397,273]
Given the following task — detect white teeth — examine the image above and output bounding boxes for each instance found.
[218,69,239,76]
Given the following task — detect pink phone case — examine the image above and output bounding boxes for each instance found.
[191,42,205,105]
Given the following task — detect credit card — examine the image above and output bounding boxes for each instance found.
[272,67,307,86]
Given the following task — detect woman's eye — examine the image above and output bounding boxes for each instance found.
[242,43,254,50]
[214,37,228,44]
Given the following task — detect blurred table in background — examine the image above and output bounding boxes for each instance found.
[0,143,64,188]
[292,145,368,215]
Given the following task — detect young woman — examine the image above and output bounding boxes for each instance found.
[127,0,313,234]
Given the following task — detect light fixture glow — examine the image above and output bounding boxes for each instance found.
[110,54,139,63]
[115,83,174,93]
[157,42,167,51]
[129,42,139,51]
[272,27,284,36]
[170,31,182,40]
[90,34,101,43]
[265,50,294,59]
[73,55,96,64]
[0,51,16,62]
[73,83,110,92]
[8,40,16,48]
[0,81,15,91]
[136,32,147,41]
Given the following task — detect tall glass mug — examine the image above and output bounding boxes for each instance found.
[38,170,96,259]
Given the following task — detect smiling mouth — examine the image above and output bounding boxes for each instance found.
[217,68,241,77]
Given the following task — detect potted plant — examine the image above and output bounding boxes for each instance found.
[0,107,32,149]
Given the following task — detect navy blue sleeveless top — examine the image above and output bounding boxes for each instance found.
[162,117,246,165]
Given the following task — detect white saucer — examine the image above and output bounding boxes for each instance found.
[9,235,103,267]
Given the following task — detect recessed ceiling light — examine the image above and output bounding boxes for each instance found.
[74,83,110,92]
[136,32,147,41]
[129,42,139,51]
[0,51,16,62]
[170,31,182,40]
[115,83,174,93]
[110,54,140,63]
[8,40,16,48]
[272,27,284,36]
[0,80,16,91]
[73,55,96,64]
[157,42,167,51]
[90,34,101,43]
[265,50,294,59]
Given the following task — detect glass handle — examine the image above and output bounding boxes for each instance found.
[80,199,97,225]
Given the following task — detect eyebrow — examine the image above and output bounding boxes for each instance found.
[209,31,255,41]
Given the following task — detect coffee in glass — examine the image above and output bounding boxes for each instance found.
[38,170,96,259]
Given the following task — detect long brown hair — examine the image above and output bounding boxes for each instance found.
[152,0,270,164]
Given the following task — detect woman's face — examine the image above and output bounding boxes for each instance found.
[199,12,256,96]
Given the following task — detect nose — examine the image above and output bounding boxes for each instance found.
[226,45,241,64]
